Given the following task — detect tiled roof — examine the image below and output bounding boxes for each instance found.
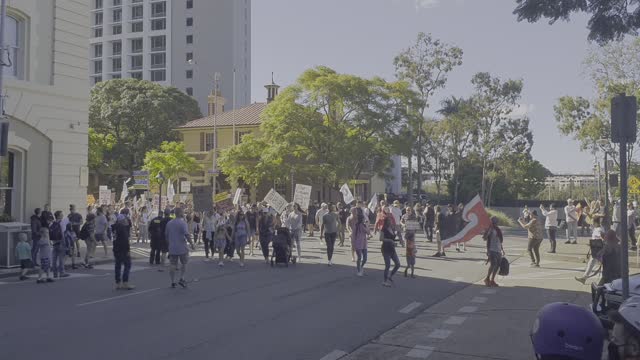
[178,102,267,129]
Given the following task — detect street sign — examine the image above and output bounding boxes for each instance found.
[629,176,640,194]
[133,169,150,190]
[207,169,220,175]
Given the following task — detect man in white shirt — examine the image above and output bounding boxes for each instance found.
[316,203,329,244]
[564,199,578,244]
[540,204,558,253]
[391,200,403,243]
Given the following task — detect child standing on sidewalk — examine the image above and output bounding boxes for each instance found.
[37,228,54,283]
[15,233,32,280]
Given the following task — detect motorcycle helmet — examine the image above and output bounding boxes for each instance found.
[531,302,605,360]
[615,296,640,358]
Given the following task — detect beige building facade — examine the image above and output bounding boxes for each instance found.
[3,0,89,221]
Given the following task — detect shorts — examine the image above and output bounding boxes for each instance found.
[169,254,189,266]
[95,233,106,242]
[488,251,502,269]
[406,256,415,266]
[20,259,32,269]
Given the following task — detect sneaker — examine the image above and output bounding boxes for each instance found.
[36,279,45,284]
[239,262,245,267]
[484,278,491,287]
[218,261,224,267]
[115,283,122,290]
[60,273,70,278]
[490,280,500,287]
[328,261,333,266]
[71,265,78,270]
[178,279,187,288]
[53,273,59,278]
[547,250,556,253]
[122,283,136,290]
[382,281,391,287]
[534,263,540,267]
[575,276,586,284]
[433,252,442,257]
[171,283,176,289]
[571,241,577,245]
[357,271,363,277]
[46,278,54,283]
[19,275,28,281]
[456,248,461,252]
[564,240,572,244]
[442,252,446,257]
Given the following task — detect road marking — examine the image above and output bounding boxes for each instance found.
[508,271,572,280]
[407,345,434,359]
[471,296,488,304]
[481,289,497,295]
[319,350,347,360]
[399,301,422,314]
[458,306,478,313]
[76,287,161,307]
[428,329,452,339]
[91,264,149,273]
[444,316,466,325]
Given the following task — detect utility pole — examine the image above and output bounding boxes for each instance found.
[0,0,10,174]
[212,72,221,198]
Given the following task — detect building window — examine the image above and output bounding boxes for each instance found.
[112,24,122,35]
[186,34,193,44]
[112,41,122,56]
[111,74,121,79]
[92,76,102,85]
[186,87,193,96]
[132,5,143,20]
[235,131,251,145]
[112,8,122,23]
[150,36,166,51]
[186,17,193,27]
[151,2,166,17]
[151,18,166,31]
[130,38,143,53]
[93,44,103,58]
[186,70,193,79]
[130,55,143,70]
[93,60,102,74]
[112,57,122,72]
[94,27,103,38]
[4,16,21,79]
[130,71,143,80]
[187,0,193,9]
[150,53,166,69]
[186,52,193,62]
[113,0,121,6]
[131,21,143,32]
[0,152,14,218]
[94,12,103,26]
[151,70,166,82]
[95,0,103,9]
[205,133,215,151]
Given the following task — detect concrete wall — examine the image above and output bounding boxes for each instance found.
[5,0,89,221]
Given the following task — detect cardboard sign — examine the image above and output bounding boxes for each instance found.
[404,220,421,231]
[181,181,191,193]
[233,188,243,205]
[215,192,231,203]
[98,186,111,206]
[293,184,312,210]
[263,189,288,214]
[340,183,355,204]
[192,186,214,213]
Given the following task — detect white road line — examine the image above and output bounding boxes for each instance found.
[444,316,467,325]
[428,329,452,339]
[481,289,497,295]
[471,296,488,304]
[399,301,422,314]
[458,306,478,313]
[76,287,161,307]
[508,271,572,280]
[407,345,434,359]
[319,350,347,360]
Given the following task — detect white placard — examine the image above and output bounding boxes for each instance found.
[98,186,111,205]
[181,181,191,193]
[404,220,421,231]
[340,183,355,204]
[293,184,312,210]
[233,188,243,205]
[368,193,378,213]
[263,189,288,214]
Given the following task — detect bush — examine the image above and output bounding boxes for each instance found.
[486,208,517,228]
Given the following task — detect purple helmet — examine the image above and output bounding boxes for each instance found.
[531,302,604,360]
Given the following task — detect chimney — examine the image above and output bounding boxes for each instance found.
[265,72,280,103]
[207,89,227,116]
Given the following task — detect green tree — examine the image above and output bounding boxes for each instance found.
[421,119,450,201]
[513,0,640,43]
[88,128,116,170]
[89,79,202,174]
[143,141,202,189]
[394,32,463,199]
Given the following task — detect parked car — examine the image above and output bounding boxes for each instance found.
[591,272,640,328]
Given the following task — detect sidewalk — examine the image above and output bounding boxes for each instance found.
[342,254,600,360]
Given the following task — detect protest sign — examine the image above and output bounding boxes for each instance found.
[263,189,288,214]
[293,184,312,210]
[192,186,214,213]
[340,183,355,204]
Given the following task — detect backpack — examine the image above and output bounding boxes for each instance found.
[498,257,510,276]
[78,223,89,241]
[49,221,63,243]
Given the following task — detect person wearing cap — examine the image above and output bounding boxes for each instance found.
[113,213,135,290]
[483,216,504,287]
[540,203,558,253]
[148,209,171,266]
[564,199,578,244]
[316,203,329,244]
[391,200,403,245]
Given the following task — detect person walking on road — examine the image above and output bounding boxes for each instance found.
[337,202,349,247]
[316,203,329,244]
[483,217,504,287]
[391,201,404,245]
[433,206,447,257]
[540,204,558,253]
[376,206,402,287]
[564,199,578,244]
[519,210,544,267]
[575,218,605,284]
[287,204,304,261]
[232,211,250,267]
[202,210,217,260]
[165,208,194,288]
[597,229,621,286]
[246,205,258,256]
[423,202,435,242]
[148,209,170,266]
[321,204,339,266]
[113,214,135,290]
[95,207,109,257]
[455,203,466,252]
[138,206,150,244]
[307,202,318,237]
[349,207,369,276]
[214,223,231,267]
[81,213,97,269]
[258,210,274,264]
[30,208,42,266]
[36,228,54,283]
[15,233,32,281]
[68,204,83,258]
[50,211,69,279]
[402,206,418,278]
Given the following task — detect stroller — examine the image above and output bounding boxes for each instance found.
[271,227,296,267]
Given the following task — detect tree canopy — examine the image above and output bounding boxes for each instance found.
[89,79,202,174]
[143,141,202,185]
[513,0,640,43]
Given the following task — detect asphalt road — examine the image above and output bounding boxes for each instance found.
[0,232,530,360]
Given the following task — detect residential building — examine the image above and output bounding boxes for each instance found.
[4,0,89,221]
[88,0,251,115]
[545,174,598,190]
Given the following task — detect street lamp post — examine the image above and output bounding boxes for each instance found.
[156,171,165,216]
[597,139,611,230]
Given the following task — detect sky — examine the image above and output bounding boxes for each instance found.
[251,0,598,175]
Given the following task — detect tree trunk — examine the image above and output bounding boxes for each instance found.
[407,151,413,200]
[417,123,423,201]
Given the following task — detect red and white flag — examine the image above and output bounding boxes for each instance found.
[442,195,491,248]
